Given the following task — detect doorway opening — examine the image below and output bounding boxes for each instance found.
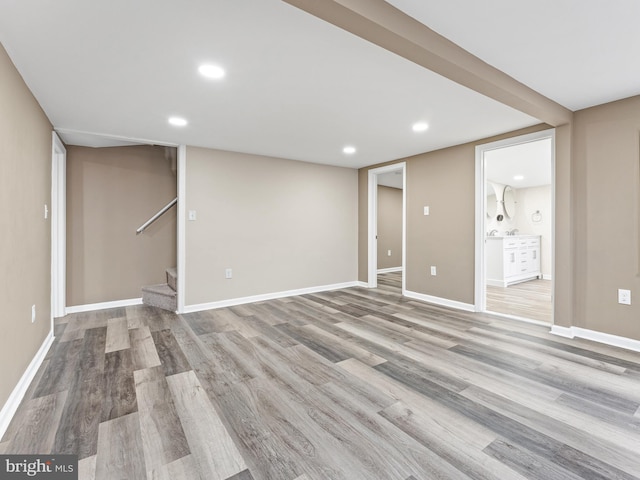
[475,129,555,324]
[367,163,406,294]
[51,132,67,323]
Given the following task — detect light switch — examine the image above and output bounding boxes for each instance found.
[387,250,392,256]
[424,206,430,216]
[430,266,437,276]
[188,210,197,221]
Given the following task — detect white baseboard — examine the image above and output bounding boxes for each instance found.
[486,310,551,327]
[377,267,403,274]
[403,290,475,312]
[0,331,54,439]
[182,281,361,314]
[66,297,143,314]
[550,325,640,353]
[542,274,552,280]
[550,325,574,338]
[355,281,369,288]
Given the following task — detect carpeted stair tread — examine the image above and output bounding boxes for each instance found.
[142,283,176,296]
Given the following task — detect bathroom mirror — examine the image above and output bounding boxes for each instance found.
[503,185,516,218]
[486,182,497,219]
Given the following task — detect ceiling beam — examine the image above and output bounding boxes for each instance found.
[283,0,573,126]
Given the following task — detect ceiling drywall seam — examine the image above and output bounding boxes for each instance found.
[283,0,573,127]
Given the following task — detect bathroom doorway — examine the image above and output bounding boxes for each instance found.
[475,130,554,324]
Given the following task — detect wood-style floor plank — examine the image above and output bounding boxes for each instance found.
[129,325,162,370]
[134,366,190,478]
[53,327,107,459]
[2,392,68,454]
[2,272,639,479]
[95,412,146,480]
[105,316,130,353]
[78,455,96,480]
[166,370,247,480]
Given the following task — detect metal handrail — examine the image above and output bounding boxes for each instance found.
[136,197,177,235]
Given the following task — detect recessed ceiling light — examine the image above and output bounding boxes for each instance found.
[168,116,188,127]
[343,146,356,155]
[412,122,429,132]
[514,175,524,181]
[198,64,226,79]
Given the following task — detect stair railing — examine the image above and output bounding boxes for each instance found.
[136,197,177,235]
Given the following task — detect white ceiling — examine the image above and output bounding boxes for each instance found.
[485,138,552,189]
[377,170,404,189]
[1,1,638,168]
[387,0,640,111]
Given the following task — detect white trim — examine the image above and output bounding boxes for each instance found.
[0,331,54,439]
[51,132,66,320]
[403,290,476,312]
[176,145,187,314]
[485,310,551,327]
[377,267,403,274]
[550,325,574,338]
[542,274,553,280]
[183,281,361,313]
[367,163,406,289]
[474,142,485,312]
[550,326,640,353]
[66,298,143,314]
[55,128,179,148]
[475,128,556,319]
[355,281,369,288]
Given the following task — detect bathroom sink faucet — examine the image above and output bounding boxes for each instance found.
[509,229,519,236]
[488,229,498,236]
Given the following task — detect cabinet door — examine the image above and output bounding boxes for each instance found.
[504,248,518,277]
[529,246,541,273]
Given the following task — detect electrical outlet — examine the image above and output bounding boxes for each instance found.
[31,304,36,323]
[387,250,391,256]
[188,210,197,221]
[225,268,233,279]
[430,266,437,276]
[618,289,631,305]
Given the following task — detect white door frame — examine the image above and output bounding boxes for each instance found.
[176,145,187,314]
[367,162,406,290]
[51,132,67,322]
[474,128,555,317]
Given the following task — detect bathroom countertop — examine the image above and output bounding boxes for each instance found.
[486,234,540,239]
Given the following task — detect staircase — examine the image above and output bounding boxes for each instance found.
[142,267,177,312]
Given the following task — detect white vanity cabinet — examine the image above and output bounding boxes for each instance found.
[486,235,541,287]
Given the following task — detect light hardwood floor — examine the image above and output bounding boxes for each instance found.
[487,279,553,323]
[2,276,640,479]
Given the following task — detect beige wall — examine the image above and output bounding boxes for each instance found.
[405,143,476,303]
[573,96,640,340]
[67,145,176,306]
[377,186,402,270]
[185,147,357,306]
[0,44,53,408]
